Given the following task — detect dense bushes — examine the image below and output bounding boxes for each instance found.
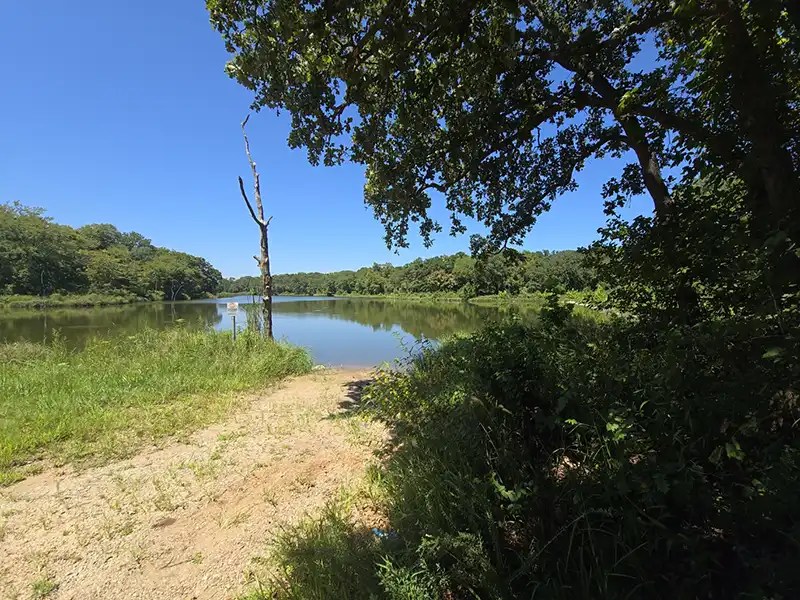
[254,307,799,599]
[378,315,799,598]
[591,173,800,325]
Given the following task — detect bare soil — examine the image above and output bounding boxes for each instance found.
[0,369,384,600]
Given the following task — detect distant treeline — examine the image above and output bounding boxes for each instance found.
[220,250,596,298]
[1,202,222,300]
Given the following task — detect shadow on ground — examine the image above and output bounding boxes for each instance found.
[332,378,375,418]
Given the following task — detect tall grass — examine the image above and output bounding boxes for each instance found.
[0,327,311,485]
[246,307,799,599]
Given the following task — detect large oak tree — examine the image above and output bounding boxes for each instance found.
[207,0,799,251]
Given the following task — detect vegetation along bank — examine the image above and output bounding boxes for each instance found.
[0,328,311,486]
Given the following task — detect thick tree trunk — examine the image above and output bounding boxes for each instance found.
[711,0,800,307]
[577,64,700,321]
[715,0,799,238]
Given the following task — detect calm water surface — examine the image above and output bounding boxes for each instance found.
[0,296,534,366]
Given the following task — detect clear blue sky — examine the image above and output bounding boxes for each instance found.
[0,1,651,278]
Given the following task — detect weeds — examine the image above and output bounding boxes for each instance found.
[0,327,311,484]
[30,576,57,598]
[250,500,385,599]
[248,310,800,599]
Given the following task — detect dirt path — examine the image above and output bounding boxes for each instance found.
[0,369,384,600]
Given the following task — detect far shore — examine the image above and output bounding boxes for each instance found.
[1,290,601,311]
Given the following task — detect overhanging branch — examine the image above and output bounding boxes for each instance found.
[628,104,741,164]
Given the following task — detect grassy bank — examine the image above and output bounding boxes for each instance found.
[269,290,602,306]
[0,328,311,485]
[0,293,143,309]
[247,309,799,599]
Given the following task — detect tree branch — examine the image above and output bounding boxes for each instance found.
[628,104,740,163]
[413,90,606,199]
[238,176,264,226]
[594,10,675,50]
[342,0,397,77]
[487,130,621,247]
[241,114,266,223]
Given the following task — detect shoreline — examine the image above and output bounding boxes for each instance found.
[1,290,601,312]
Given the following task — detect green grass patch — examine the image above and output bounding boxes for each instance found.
[0,292,142,309]
[245,500,385,599]
[0,328,312,484]
[30,575,59,598]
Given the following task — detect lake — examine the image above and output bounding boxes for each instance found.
[0,296,535,366]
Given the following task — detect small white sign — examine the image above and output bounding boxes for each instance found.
[226,302,239,315]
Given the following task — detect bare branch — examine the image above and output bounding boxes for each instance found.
[238,176,264,226]
[241,114,265,222]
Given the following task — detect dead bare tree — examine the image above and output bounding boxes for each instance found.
[238,114,273,339]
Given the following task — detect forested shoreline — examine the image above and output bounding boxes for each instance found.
[221,249,595,298]
[0,202,222,303]
[2,200,597,308]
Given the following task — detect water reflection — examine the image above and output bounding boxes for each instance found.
[0,297,535,366]
[272,298,521,339]
[0,302,222,348]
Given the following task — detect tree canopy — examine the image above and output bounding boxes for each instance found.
[0,202,222,300]
[208,0,799,252]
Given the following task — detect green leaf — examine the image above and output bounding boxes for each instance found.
[654,473,670,494]
[725,439,745,462]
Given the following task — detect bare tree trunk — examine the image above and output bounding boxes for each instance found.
[238,115,274,339]
[258,219,273,338]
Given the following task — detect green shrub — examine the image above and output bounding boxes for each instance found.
[240,301,785,600]
[357,312,800,598]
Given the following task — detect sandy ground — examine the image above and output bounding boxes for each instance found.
[0,369,384,600]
